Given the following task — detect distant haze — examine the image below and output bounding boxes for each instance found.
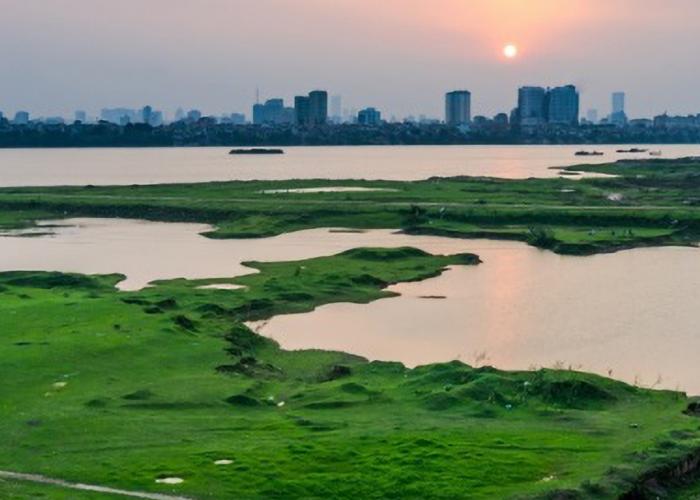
[1,0,699,119]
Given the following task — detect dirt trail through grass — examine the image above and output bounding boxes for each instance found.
[0,470,192,500]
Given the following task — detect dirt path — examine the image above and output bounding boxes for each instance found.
[0,470,193,500]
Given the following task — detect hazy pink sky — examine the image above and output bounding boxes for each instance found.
[1,0,699,119]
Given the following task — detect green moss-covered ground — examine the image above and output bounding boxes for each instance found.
[1,248,699,499]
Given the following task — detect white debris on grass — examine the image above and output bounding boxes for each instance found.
[197,284,244,291]
[156,477,184,485]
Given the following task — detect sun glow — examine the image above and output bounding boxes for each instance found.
[503,44,518,59]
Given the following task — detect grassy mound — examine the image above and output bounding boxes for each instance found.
[0,245,698,498]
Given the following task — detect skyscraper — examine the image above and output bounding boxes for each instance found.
[186,109,202,122]
[611,92,627,126]
[295,91,328,126]
[445,91,471,126]
[357,107,382,126]
[151,111,163,126]
[546,85,579,125]
[330,95,342,123]
[294,96,310,125]
[74,110,87,123]
[101,108,137,124]
[253,99,294,125]
[230,113,246,125]
[517,87,546,126]
[13,111,30,125]
[141,105,153,125]
[308,91,328,126]
[586,109,599,124]
[612,92,625,114]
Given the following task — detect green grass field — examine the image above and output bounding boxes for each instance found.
[1,248,699,498]
[0,158,698,255]
[1,158,700,498]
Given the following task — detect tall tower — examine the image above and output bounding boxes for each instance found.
[308,90,328,125]
[330,95,342,123]
[612,92,625,115]
[295,95,311,126]
[445,91,471,126]
[517,87,546,126]
[611,92,627,126]
[546,85,579,125]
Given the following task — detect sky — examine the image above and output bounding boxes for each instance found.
[1,0,699,120]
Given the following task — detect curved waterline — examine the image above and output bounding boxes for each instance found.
[1,218,698,393]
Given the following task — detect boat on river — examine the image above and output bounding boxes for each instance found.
[229,148,284,155]
[617,148,648,153]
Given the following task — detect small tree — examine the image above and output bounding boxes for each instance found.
[527,226,557,249]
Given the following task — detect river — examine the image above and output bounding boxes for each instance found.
[0,144,699,186]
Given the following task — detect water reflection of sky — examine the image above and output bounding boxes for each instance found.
[1,218,699,394]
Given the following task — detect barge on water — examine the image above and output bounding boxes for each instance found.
[229,148,284,155]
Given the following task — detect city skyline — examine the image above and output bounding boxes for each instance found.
[2,0,699,119]
[0,85,683,127]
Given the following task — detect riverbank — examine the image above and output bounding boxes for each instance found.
[1,247,699,499]
[2,122,700,148]
[0,157,698,255]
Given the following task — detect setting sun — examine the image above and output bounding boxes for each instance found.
[503,44,518,59]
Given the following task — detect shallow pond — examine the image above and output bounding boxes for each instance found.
[1,218,698,393]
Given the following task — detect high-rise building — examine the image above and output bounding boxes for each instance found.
[174,108,185,122]
[150,111,163,127]
[586,109,599,124]
[187,109,202,122]
[295,90,328,126]
[101,108,137,124]
[445,91,471,126]
[330,95,342,123]
[294,96,310,125]
[308,90,328,125]
[517,87,546,126]
[612,92,625,114]
[611,92,627,126]
[253,99,294,125]
[44,116,65,125]
[546,85,579,125]
[74,110,87,123]
[357,107,382,126]
[13,111,30,125]
[230,113,246,125]
[141,105,153,125]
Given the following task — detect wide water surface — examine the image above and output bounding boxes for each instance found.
[1,145,699,186]
[1,218,698,394]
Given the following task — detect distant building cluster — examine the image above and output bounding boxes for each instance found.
[253,99,294,125]
[357,107,382,126]
[3,85,700,145]
[294,90,328,126]
[100,106,164,126]
[511,85,579,127]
